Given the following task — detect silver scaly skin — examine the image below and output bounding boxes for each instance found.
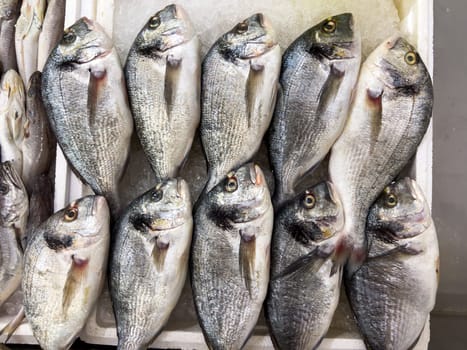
[0,161,28,307]
[37,0,66,71]
[14,0,46,84]
[0,69,26,177]
[125,4,200,182]
[191,163,273,349]
[0,0,20,73]
[266,182,344,350]
[110,179,192,350]
[268,13,361,209]
[346,178,439,350]
[42,17,134,216]
[201,13,281,192]
[328,35,433,273]
[23,195,110,350]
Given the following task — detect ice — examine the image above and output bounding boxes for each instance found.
[113,0,400,62]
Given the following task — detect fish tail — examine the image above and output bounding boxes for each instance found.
[0,306,25,342]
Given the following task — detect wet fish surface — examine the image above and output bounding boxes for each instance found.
[0,0,20,73]
[42,17,134,216]
[22,195,110,350]
[266,182,344,350]
[110,178,192,350]
[328,35,433,272]
[22,71,55,194]
[0,69,26,177]
[15,0,46,84]
[125,4,200,182]
[346,178,439,350]
[191,163,273,349]
[37,0,66,71]
[201,13,281,192]
[0,161,28,307]
[268,13,361,208]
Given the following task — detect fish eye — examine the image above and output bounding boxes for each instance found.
[148,16,161,29]
[4,9,13,20]
[405,51,418,65]
[62,31,76,45]
[385,193,398,208]
[303,193,316,209]
[64,207,78,222]
[225,176,238,193]
[322,19,337,34]
[152,189,163,202]
[235,22,249,34]
[0,183,9,195]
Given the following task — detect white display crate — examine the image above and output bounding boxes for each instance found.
[0,0,434,348]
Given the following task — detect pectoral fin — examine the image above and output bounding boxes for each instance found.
[239,229,256,296]
[62,255,88,317]
[316,64,345,115]
[152,239,170,272]
[0,306,25,343]
[245,62,264,128]
[164,55,182,119]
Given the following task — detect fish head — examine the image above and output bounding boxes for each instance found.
[54,17,113,65]
[282,182,344,245]
[207,163,271,227]
[368,178,431,239]
[43,196,110,251]
[0,0,19,21]
[128,178,192,235]
[0,161,28,226]
[133,4,195,53]
[306,13,360,60]
[218,13,277,60]
[372,35,431,90]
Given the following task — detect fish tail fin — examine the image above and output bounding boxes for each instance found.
[0,306,25,342]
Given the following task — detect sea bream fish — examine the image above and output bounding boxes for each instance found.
[22,195,110,350]
[191,163,273,349]
[266,182,344,350]
[201,13,281,192]
[268,13,361,208]
[346,178,439,350]
[14,0,46,84]
[0,0,20,73]
[110,178,192,350]
[0,69,26,177]
[328,35,433,272]
[37,0,66,71]
[0,161,28,308]
[42,17,134,216]
[125,4,200,182]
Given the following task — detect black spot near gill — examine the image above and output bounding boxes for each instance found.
[44,232,74,251]
[129,214,153,232]
[207,206,235,230]
[398,84,420,96]
[285,220,323,245]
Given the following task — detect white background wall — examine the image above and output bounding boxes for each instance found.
[430,0,467,348]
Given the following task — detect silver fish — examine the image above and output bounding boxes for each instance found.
[328,36,433,272]
[0,0,20,73]
[268,13,361,208]
[201,14,281,192]
[125,4,200,182]
[266,182,344,350]
[42,17,134,216]
[191,163,273,349]
[22,195,110,350]
[14,0,46,84]
[110,178,192,349]
[22,71,55,194]
[0,161,28,307]
[346,178,439,350]
[37,0,66,71]
[0,69,26,177]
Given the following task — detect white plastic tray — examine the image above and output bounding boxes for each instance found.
[0,0,434,348]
